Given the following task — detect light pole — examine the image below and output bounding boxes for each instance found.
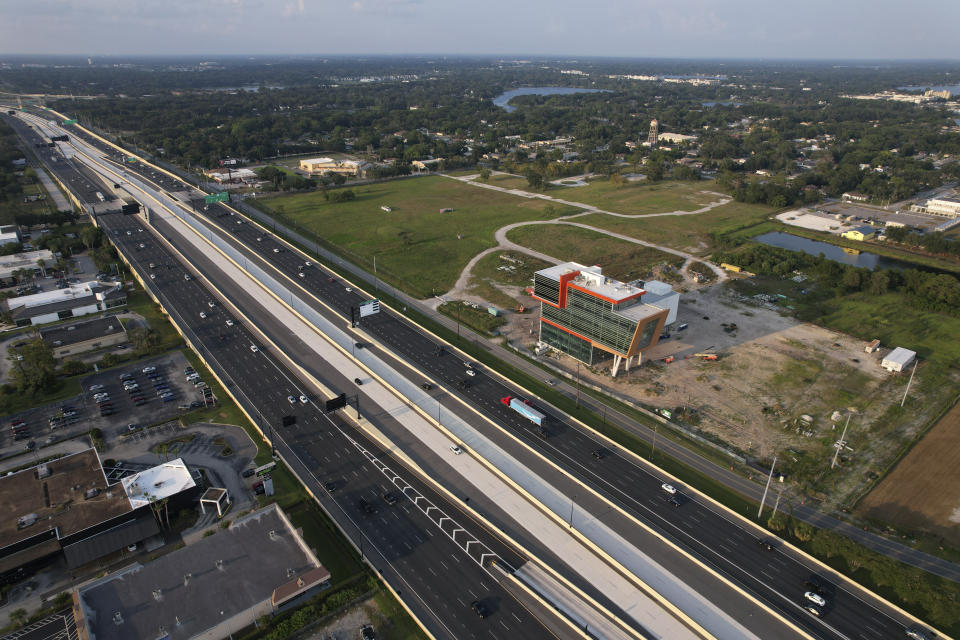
[758,454,778,519]
[575,361,581,408]
[831,414,852,469]
[568,495,576,528]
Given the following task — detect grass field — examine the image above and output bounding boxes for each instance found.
[484,174,530,190]
[0,181,58,226]
[255,176,575,297]
[550,179,720,214]
[858,401,960,547]
[506,224,684,282]
[576,200,776,255]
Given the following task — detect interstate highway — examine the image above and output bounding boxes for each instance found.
[38,113,938,640]
[4,115,567,640]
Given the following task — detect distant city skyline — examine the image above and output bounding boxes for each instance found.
[0,0,957,60]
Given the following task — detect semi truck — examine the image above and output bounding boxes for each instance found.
[500,396,546,426]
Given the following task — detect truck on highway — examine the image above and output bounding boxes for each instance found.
[501,396,546,426]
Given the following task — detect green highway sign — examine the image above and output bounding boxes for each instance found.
[126,157,138,163]
[204,192,229,204]
[62,119,77,125]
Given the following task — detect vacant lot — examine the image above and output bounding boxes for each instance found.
[859,401,960,546]
[506,224,684,283]
[548,179,719,214]
[575,200,775,255]
[253,176,575,297]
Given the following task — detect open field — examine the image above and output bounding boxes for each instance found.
[484,173,530,190]
[506,224,684,283]
[858,401,960,546]
[575,200,776,255]
[549,179,720,214]
[254,176,575,297]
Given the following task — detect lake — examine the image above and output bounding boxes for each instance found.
[753,232,920,271]
[493,87,609,112]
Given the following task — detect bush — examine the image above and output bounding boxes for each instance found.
[59,359,88,376]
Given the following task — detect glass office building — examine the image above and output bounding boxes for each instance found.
[533,263,670,375]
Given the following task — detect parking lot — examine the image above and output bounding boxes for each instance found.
[2,352,211,458]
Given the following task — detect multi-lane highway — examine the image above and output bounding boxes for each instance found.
[6,108,947,640]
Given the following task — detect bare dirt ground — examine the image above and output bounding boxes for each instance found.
[858,401,960,546]
[301,596,387,640]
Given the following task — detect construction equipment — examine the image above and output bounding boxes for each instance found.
[662,355,675,364]
[693,353,719,361]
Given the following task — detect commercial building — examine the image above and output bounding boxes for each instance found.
[658,132,698,144]
[841,226,877,241]
[0,249,55,287]
[39,315,128,359]
[0,224,21,248]
[0,449,197,575]
[882,347,916,373]
[4,280,126,327]
[914,196,960,218]
[298,157,368,177]
[75,504,330,640]
[842,192,870,203]
[533,262,673,376]
[203,167,258,184]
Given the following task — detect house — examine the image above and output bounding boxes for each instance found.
[842,192,870,203]
[841,226,876,241]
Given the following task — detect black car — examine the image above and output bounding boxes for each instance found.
[382,492,398,505]
[757,538,776,551]
[471,600,489,618]
[421,382,433,390]
[241,468,256,478]
[324,481,337,493]
[358,498,376,514]
[668,495,683,507]
[592,448,606,460]
[354,378,363,385]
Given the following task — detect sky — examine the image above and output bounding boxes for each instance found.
[0,0,957,60]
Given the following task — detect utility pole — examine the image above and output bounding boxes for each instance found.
[651,424,658,457]
[832,414,851,469]
[757,455,778,519]
[900,361,917,408]
[575,361,581,408]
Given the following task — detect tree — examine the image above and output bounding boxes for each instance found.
[130,327,160,354]
[524,169,544,190]
[9,608,27,628]
[80,225,102,249]
[8,336,57,396]
[478,168,491,183]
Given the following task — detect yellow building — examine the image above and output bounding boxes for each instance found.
[298,157,367,177]
[841,226,876,241]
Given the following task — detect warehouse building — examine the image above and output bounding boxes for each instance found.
[881,347,916,373]
[4,280,126,327]
[75,504,330,640]
[298,157,368,177]
[913,196,960,218]
[39,315,128,359]
[0,249,55,287]
[533,262,673,376]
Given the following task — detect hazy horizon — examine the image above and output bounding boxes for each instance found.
[0,0,957,60]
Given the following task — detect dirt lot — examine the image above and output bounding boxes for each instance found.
[301,596,389,640]
[501,279,945,503]
[858,401,960,546]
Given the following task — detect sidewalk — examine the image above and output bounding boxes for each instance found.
[231,195,960,584]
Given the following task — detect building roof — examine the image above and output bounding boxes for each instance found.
[883,347,916,366]
[927,196,960,205]
[0,449,132,552]
[6,281,118,311]
[62,512,160,569]
[77,504,323,640]
[7,283,125,321]
[536,262,646,303]
[0,249,55,279]
[121,459,197,509]
[40,315,126,348]
[847,225,876,235]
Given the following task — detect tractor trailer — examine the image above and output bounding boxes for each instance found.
[500,396,546,426]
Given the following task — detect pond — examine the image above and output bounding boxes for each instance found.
[753,232,922,271]
[493,87,609,112]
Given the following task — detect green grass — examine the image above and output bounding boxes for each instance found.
[252,175,575,298]
[470,251,554,287]
[286,501,364,581]
[484,173,531,190]
[506,224,684,282]
[438,301,506,335]
[371,589,429,640]
[576,200,776,255]
[125,289,186,350]
[551,179,719,214]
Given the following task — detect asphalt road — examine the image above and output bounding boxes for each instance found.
[13,110,947,640]
[4,113,568,640]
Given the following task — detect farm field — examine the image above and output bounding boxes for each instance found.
[506,223,685,283]
[252,175,575,297]
[858,401,960,547]
[575,200,776,255]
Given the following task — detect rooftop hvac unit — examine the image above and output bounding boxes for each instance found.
[17,513,38,529]
[37,464,51,479]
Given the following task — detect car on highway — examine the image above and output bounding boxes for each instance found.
[354,378,362,385]
[592,448,606,460]
[661,483,677,495]
[471,600,489,618]
[804,591,827,607]
[382,492,398,505]
[803,604,822,617]
[345,287,352,293]
[905,625,938,640]
[324,481,337,493]
[287,395,296,404]
[225,319,234,326]
[150,273,156,279]
[299,395,308,404]
[465,369,476,377]
[298,272,305,278]
[273,247,281,253]
[757,538,776,551]
[207,301,216,308]
[199,312,207,319]
[668,495,683,507]
[127,423,139,432]
[450,444,464,455]
[250,345,259,352]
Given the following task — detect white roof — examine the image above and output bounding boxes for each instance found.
[883,347,916,366]
[121,458,196,509]
[642,280,673,296]
[4,280,107,311]
[536,262,646,303]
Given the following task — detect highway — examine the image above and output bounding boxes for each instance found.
[3,113,573,640]
[7,109,947,640]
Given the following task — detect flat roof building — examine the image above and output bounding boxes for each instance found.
[76,504,330,640]
[4,280,126,327]
[121,459,197,510]
[882,347,916,373]
[40,315,128,359]
[533,262,673,376]
[0,224,21,247]
[0,249,54,284]
[922,196,960,218]
[299,157,368,177]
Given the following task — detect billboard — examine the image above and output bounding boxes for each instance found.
[359,300,380,318]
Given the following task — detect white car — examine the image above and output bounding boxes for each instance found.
[89,384,105,392]
[298,272,305,278]
[273,247,281,253]
[208,301,216,308]
[225,319,234,327]
[149,273,155,280]
[345,287,352,293]
[287,395,296,404]
[804,591,827,607]
[465,369,476,377]
[450,445,464,455]
[142,366,157,374]
[661,483,677,495]
[299,395,308,404]
[304,261,312,267]
[199,312,207,319]
[250,345,259,352]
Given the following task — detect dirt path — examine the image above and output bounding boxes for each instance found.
[433,176,730,308]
